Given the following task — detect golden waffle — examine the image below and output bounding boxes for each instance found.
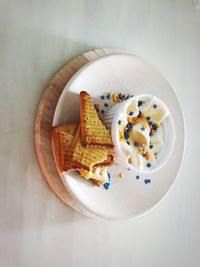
[52,123,78,172]
[80,91,113,147]
[69,126,108,171]
[95,154,114,167]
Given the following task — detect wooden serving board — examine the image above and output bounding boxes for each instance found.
[34,48,120,217]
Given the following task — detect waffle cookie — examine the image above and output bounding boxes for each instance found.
[80,91,113,147]
[52,123,78,172]
[68,126,108,171]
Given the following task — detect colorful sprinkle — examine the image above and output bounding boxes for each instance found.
[146,116,151,121]
[136,175,140,180]
[143,153,146,157]
[124,131,129,140]
[119,172,123,178]
[119,132,124,141]
[113,93,120,103]
[145,152,150,160]
[149,129,155,136]
[126,140,130,145]
[101,95,105,100]
[138,100,144,106]
[147,163,152,168]
[118,120,122,125]
[128,116,139,125]
[144,179,151,184]
[152,123,157,131]
[101,109,105,114]
[127,122,133,129]
[153,104,158,109]
[103,183,110,190]
[106,94,111,99]
[96,108,99,112]
[128,157,132,164]
[118,93,125,101]
[149,144,153,149]
[134,142,140,148]
[104,172,111,189]
[141,127,145,131]
[129,111,134,116]
[137,111,142,118]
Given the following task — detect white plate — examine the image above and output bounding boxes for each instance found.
[53,53,185,220]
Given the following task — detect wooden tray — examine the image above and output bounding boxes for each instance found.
[34,48,120,216]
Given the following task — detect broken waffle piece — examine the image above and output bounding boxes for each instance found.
[78,167,109,185]
[52,123,78,172]
[69,126,108,171]
[95,153,114,167]
[80,91,113,147]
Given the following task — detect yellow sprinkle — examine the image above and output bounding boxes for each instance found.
[119,131,124,141]
[128,157,132,164]
[113,93,121,103]
[145,152,150,160]
[118,172,123,178]
[138,147,144,154]
[128,116,139,125]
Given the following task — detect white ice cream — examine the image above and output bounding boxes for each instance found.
[117,96,169,172]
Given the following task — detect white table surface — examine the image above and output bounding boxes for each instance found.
[0,0,199,266]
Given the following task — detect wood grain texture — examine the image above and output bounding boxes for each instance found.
[34,48,119,216]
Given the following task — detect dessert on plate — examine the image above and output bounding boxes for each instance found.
[103,95,170,172]
[52,91,172,189]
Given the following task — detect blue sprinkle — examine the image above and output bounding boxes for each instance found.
[136,175,140,180]
[106,94,111,99]
[101,95,105,100]
[101,109,105,114]
[134,142,140,148]
[126,140,130,145]
[143,153,146,157]
[137,111,142,118]
[146,116,151,121]
[138,100,144,106]
[104,172,111,190]
[118,120,122,125]
[129,111,134,116]
[104,103,109,107]
[149,144,153,149]
[127,122,133,129]
[153,104,158,109]
[124,131,129,140]
[103,183,110,190]
[147,163,152,168]
[118,93,125,101]
[107,172,111,181]
[152,124,157,131]
[144,179,151,184]
[141,127,145,131]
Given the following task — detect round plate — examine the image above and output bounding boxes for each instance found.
[53,53,185,220]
